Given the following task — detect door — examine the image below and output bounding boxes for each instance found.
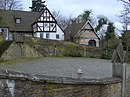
[88,40,96,47]
[15,44,22,58]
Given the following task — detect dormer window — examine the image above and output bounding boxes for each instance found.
[15,18,21,24]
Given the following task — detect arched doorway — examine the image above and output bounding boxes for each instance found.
[15,44,22,58]
[88,40,96,46]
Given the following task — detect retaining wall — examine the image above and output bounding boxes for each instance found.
[0,34,103,60]
[0,70,122,97]
[0,42,42,61]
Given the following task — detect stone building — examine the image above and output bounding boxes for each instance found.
[64,21,100,47]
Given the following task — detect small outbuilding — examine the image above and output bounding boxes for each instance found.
[65,21,100,47]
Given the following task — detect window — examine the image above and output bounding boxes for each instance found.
[44,23,49,28]
[46,33,50,39]
[15,18,21,24]
[50,23,54,27]
[56,34,59,39]
[1,28,8,32]
[40,33,43,38]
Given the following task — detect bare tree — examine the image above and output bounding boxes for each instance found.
[0,0,22,10]
[118,0,130,30]
[52,10,71,29]
[118,0,130,5]
[118,0,130,51]
[119,6,130,30]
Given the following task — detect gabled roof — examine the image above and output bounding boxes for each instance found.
[32,7,57,24]
[0,9,65,34]
[0,10,39,32]
[64,21,100,40]
[75,21,100,40]
[64,22,85,40]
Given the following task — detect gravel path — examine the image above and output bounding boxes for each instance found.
[0,57,113,78]
[1,57,130,96]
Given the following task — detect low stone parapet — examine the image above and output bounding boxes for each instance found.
[0,69,122,97]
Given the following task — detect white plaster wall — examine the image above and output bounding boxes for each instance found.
[48,25,64,40]
[0,28,12,40]
[34,25,64,40]
[34,33,40,37]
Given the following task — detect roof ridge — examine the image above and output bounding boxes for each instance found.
[0,10,40,13]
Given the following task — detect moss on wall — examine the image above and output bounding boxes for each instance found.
[26,37,102,58]
[0,69,122,97]
[0,34,4,44]
[0,37,103,61]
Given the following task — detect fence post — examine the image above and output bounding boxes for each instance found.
[111,39,127,97]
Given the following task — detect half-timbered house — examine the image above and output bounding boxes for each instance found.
[32,7,64,40]
[0,7,64,40]
[65,21,100,47]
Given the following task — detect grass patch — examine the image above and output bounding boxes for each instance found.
[127,62,130,65]
[0,57,43,65]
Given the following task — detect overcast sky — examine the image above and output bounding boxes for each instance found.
[22,0,123,32]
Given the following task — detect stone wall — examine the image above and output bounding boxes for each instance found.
[0,42,42,61]
[0,34,4,43]
[0,70,122,97]
[25,36,103,58]
[0,35,103,61]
